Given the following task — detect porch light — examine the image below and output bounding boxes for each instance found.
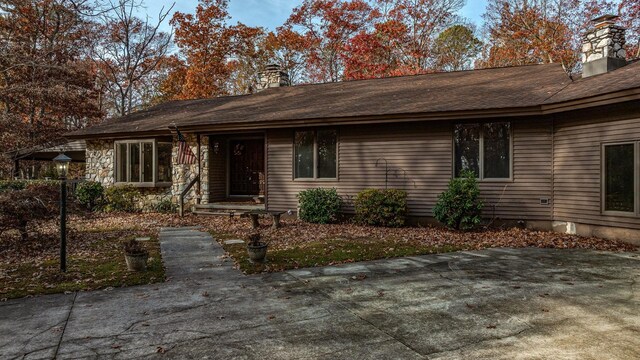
[53,153,72,178]
[213,141,220,154]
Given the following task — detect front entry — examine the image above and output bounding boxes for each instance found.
[229,139,265,196]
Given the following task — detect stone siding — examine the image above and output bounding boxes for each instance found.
[86,140,115,186]
[85,135,209,212]
[172,134,210,207]
[582,24,626,63]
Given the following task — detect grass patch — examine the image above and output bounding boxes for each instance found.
[218,235,464,274]
[0,225,165,300]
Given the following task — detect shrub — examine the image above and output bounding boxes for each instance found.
[0,180,59,193]
[297,188,343,224]
[354,188,408,227]
[124,239,148,255]
[0,184,59,240]
[433,169,484,230]
[0,180,26,192]
[76,181,104,210]
[246,232,263,246]
[103,185,140,213]
[153,199,176,214]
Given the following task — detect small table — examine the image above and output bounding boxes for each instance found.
[247,210,285,230]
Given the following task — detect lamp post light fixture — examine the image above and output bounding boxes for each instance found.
[53,153,71,272]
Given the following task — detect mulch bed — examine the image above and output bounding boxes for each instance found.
[191,215,636,253]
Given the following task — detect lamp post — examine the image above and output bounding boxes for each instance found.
[54,153,71,272]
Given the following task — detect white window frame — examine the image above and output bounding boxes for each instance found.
[601,141,638,217]
[293,129,339,181]
[453,122,513,181]
[114,139,173,187]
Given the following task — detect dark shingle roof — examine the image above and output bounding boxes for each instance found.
[67,62,640,138]
[544,60,640,103]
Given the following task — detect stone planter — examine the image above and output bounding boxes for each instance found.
[247,243,268,263]
[125,252,149,272]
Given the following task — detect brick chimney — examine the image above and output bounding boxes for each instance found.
[256,64,290,92]
[582,15,628,78]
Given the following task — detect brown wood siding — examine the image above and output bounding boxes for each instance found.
[553,106,640,229]
[482,119,553,220]
[208,136,227,201]
[267,120,552,220]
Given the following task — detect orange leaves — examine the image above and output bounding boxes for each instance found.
[619,0,640,58]
[169,0,235,99]
[478,0,640,70]
[0,0,102,165]
[169,0,266,99]
[286,0,465,82]
[481,3,576,68]
[286,0,377,83]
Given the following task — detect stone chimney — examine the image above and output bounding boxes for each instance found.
[256,64,290,92]
[582,15,628,78]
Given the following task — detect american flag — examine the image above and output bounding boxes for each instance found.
[177,129,197,165]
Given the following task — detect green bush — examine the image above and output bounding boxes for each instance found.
[0,181,26,192]
[103,185,140,213]
[354,188,408,227]
[433,170,484,230]
[0,180,59,193]
[297,188,343,224]
[76,181,104,210]
[153,199,176,214]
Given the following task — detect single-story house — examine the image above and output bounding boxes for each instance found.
[67,16,640,243]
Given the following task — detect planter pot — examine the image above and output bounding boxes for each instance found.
[125,252,149,272]
[247,243,268,263]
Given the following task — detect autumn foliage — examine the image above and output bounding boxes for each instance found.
[2,0,640,178]
[480,3,575,68]
[0,0,102,175]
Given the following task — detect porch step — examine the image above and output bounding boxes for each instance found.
[192,210,248,217]
[195,203,265,211]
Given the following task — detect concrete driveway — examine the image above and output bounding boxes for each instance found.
[1,227,639,359]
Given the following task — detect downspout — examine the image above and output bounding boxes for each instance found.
[551,116,555,224]
[197,134,201,205]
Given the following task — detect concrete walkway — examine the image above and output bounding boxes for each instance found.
[1,228,639,359]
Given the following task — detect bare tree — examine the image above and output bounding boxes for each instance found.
[92,0,173,117]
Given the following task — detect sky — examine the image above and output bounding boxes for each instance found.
[138,0,488,34]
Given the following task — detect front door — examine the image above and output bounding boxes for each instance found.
[229,139,265,196]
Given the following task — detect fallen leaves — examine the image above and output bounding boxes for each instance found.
[0,213,166,299]
[1,211,636,298]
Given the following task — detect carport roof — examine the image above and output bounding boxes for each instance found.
[6,140,86,162]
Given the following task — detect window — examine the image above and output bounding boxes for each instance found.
[294,129,337,179]
[115,140,173,185]
[454,122,511,179]
[603,143,636,213]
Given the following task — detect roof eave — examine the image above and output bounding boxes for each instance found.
[541,87,640,114]
[64,88,640,140]
[65,129,172,140]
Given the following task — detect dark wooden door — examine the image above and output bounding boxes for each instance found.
[229,139,264,196]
